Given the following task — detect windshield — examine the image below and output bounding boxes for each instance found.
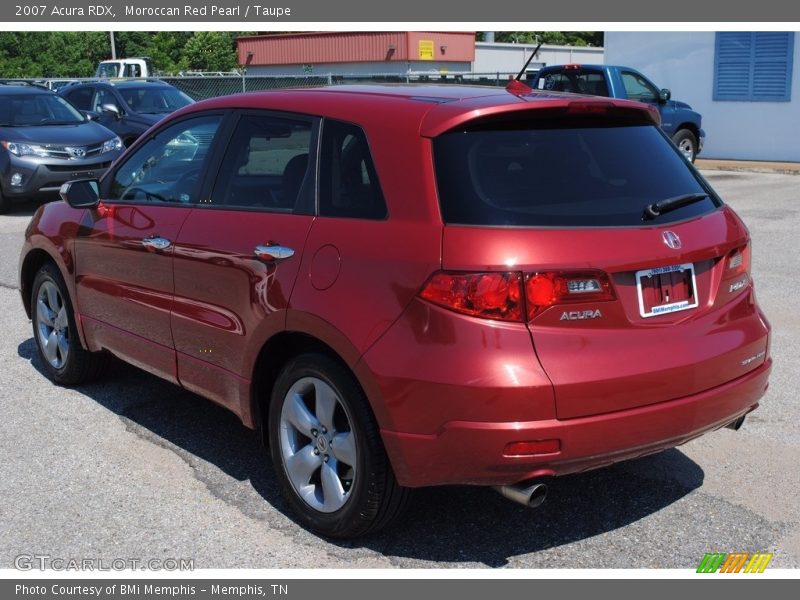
[121,87,193,114]
[433,123,719,227]
[96,63,120,78]
[0,93,85,126]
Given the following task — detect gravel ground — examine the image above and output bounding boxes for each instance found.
[1,171,798,569]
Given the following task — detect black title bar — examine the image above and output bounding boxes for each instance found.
[2,0,800,22]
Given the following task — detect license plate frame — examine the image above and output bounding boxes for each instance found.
[635,263,698,318]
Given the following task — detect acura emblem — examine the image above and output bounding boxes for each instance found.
[662,231,681,249]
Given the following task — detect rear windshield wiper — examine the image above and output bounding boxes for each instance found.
[643,193,708,221]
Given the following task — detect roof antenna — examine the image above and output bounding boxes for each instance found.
[506,42,542,95]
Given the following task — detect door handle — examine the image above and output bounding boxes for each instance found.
[141,236,171,250]
[254,244,295,261]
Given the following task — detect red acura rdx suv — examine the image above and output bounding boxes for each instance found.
[19,84,772,537]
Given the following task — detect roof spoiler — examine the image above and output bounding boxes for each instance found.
[505,43,542,95]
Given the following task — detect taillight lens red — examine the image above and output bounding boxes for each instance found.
[419,270,615,322]
[419,272,523,322]
[525,271,614,319]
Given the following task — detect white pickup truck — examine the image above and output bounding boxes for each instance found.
[95,58,154,78]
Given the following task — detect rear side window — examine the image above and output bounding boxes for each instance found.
[434,123,718,227]
[319,119,387,220]
[537,72,609,96]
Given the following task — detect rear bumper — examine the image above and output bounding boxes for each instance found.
[381,358,770,487]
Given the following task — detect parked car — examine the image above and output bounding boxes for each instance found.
[19,85,771,538]
[0,84,123,213]
[59,79,194,147]
[531,64,705,162]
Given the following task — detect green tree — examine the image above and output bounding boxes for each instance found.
[150,32,194,74]
[478,32,603,47]
[182,32,238,72]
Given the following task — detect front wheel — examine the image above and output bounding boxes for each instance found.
[268,353,410,538]
[672,129,698,163]
[31,263,109,385]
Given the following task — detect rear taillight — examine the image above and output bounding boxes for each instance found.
[419,270,615,322]
[726,243,751,277]
[419,272,523,322]
[525,271,614,319]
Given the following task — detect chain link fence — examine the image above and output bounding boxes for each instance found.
[164,73,520,100]
[5,72,521,101]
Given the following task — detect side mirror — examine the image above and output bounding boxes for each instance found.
[81,110,100,121]
[659,88,671,103]
[100,103,122,120]
[60,179,100,209]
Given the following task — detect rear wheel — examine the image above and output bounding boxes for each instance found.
[268,353,410,538]
[31,263,109,385]
[672,129,698,163]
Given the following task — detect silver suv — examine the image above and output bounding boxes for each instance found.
[0,84,123,213]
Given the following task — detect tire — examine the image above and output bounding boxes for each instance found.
[268,353,410,538]
[0,189,10,214]
[672,129,698,163]
[30,263,109,385]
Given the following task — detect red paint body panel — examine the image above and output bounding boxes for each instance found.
[360,298,556,434]
[441,207,768,419]
[382,360,770,487]
[74,203,190,382]
[290,219,441,357]
[171,209,315,417]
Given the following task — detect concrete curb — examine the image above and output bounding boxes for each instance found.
[696,159,800,176]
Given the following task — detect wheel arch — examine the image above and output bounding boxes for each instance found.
[675,122,700,140]
[248,320,390,448]
[20,245,89,350]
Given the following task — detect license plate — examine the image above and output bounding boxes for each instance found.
[635,263,698,318]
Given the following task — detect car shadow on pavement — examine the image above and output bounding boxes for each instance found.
[18,338,705,568]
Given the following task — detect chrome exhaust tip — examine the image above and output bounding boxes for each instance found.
[493,481,548,508]
[725,416,746,431]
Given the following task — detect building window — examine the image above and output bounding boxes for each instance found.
[714,32,795,102]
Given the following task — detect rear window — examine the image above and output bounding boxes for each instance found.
[535,71,610,96]
[433,123,718,227]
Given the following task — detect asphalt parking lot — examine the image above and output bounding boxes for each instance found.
[1,170,798,570]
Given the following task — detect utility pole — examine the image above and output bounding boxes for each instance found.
[110,31,116,59]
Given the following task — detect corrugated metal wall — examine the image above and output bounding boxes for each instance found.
[238,32,475,66]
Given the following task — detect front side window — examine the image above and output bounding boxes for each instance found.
[621,72,659,102]
[107,115,222,204]
[92,89,119,113]
[319,119,387,220]
[210,113,313,211]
